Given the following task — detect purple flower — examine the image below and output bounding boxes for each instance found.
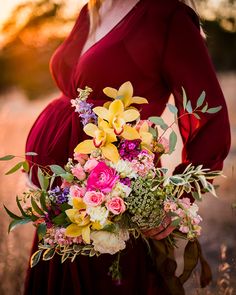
[120,177,131,187]
[118,139,141,161]
[48,186,69,205]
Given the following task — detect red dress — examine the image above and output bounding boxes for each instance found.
[24,0,231,294]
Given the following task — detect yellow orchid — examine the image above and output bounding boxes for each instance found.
[74,118,120,162]
[93,99,140,140]
[137,121,154,152]
[65,198,91,243]
[103,81,148,109]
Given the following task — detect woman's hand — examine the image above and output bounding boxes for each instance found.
[142,216,175,240]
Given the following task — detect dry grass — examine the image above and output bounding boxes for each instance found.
[0,72,235,295]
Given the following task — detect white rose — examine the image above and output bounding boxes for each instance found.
[110,160,138,178]
[90,230,129,255]
[86,206,109,225]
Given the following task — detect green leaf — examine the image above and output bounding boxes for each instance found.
[37,167,49,191]
[148,116,169,131]
[61,252,70,263]
[186,100,193,113]
[5,162,24,175]
[102,223,118,233]
[49,165,66,175]
[8,218,31,233]
[201,103,208,113]
[206,106,222,114]
[179,240,199,284]
[196,91,206,108]
[25,152,38,156]
[169,176,186,185]
[149,127,157,137]
[52,212,67,225]
[4,205,22,220]
[167,103,178,115]
[0,155,15,161]
[193,113,201,120]
[60,173,74,182]
[169,131,177,154]
[31,197,44,215]
[22,161,30,173]
[37,223,47,241]
[30,250,43,267]
[192,191,202,201]
[49,174,56,190]
[60,203,72,212]
[16,196,29,218]
[42,248,56,261]
[171,218,181,227]
[182,87,187,110]
[39,192,48,212]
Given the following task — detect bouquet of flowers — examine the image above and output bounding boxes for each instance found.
[2,81,222,281]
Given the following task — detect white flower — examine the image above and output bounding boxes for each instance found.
[188,203,199,217]
[109,160,138,178]
[86,206,109,226]
[111,182,132,198]
[90,230,129,255]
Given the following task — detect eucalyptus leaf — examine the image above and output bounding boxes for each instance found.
[16,196,29,217]
[182,87,187,110]
[169,131,177,154]
[149,127,157,137]
[0,155,15,161]
[201,103,208,113]
[206,106,222,114]
[30,250,43,267]
[49,165,66,175]
[25,152,38,156]
[193,113,201,120]
[167,103,178,115]
[5,162,24,175]
[22,161,30,173]
[60,173,74,182]
[4,205,22,220]
[196,91,206,108]
[37,167,49,191]
[186,100,193,113]
[39,192,48,212]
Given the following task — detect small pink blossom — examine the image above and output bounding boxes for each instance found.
[69,185,85,198]
[84,158,99,172]
[73,153,88,165]
[179,198,191,209]
[83,191,105,207]
[179,225,190,234]
[71,163,86,181]
[164,201,177,212]
[106,197,126,215]
[61,179,71,189]
[87,162,119,193]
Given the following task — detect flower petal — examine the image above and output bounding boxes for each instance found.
[131,96,148,105]
[141,131,153,145]
[65,209,78,223]
[103,101,112,109]
[109,100,124,116]
[118,81,133,107]
[84,123,98,137]
[82,225,91,244]
[101,143,120,163]
[123,109,140,122]
[72,198,87,210]
[74,140,95,154]
[65,223,82,237]
[122,125,140,140]
[93,107,109,121]
[103,87,118,99]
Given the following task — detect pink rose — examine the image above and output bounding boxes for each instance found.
[83,191,105,207]
[84,158,99,173]
[69,185,85,198]
[86,162,119,193]
[73,153,88,165]
[106,197,126,215]
[71,163,86,181]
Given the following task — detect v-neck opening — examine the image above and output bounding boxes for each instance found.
[79,0,143,60]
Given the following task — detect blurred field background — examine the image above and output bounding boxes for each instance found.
[0,0,235,294]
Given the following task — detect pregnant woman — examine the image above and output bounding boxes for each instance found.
[24,0,231,294]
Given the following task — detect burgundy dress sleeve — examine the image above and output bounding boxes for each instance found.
[162,4,231,173]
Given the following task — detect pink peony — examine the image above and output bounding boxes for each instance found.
[73,153,88,165]
[69,185,85,198]
[71,163,86,181]
[83,191,105,207]
[86,162,119,193]
[84,158,99,173]
[106,197,126,215]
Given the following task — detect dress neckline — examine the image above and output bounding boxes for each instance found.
[79,0,143,60]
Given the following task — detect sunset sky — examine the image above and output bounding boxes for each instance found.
[0,0,222,26]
